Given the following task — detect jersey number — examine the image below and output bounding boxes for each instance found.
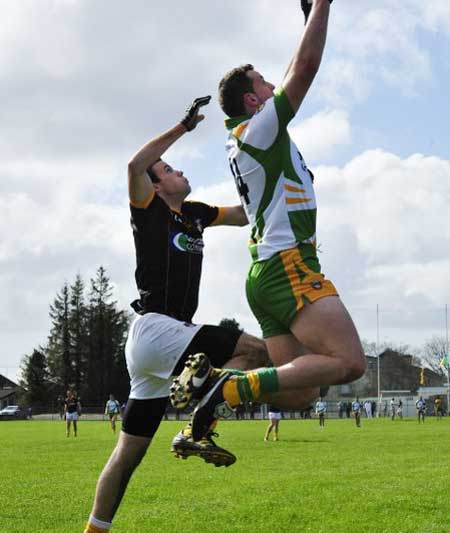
[230,158,250,205]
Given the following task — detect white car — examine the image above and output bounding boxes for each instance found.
[0,405,26,418]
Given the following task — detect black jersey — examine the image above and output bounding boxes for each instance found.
[130,194,219,322]
[65,397,79,414]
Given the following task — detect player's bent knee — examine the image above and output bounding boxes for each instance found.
[249,344,270,368]
[235,334,270,368]
[343,357,366,382]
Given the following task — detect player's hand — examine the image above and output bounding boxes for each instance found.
[301,0,333,25]
[180,95,211,132]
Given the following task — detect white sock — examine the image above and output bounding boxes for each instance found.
[89,515,112,530]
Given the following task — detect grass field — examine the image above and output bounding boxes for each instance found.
[0,418,449,533]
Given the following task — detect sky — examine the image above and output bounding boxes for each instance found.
[1,0,450,382]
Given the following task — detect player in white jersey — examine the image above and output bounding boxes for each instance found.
[416,397,426,423]
[351,397,362,428]
[315,397,327,427]
[186,0,366,443]
[104,394,121,434]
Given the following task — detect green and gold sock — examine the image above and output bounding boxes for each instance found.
[223,368,279,407]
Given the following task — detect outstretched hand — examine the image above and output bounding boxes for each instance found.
[181,95,212,131]
[301,0,333,25]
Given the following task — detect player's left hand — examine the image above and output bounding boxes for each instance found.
[181,95,211,131]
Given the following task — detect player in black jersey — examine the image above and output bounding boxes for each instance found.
[64,390,81,438]
[84,97,271,533]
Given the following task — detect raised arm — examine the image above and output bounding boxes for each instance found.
[282,0,331,113]
[127,96,211,207]
[212,205,248,227]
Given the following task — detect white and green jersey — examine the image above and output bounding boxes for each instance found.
[105,399,120,414]
[225,87,317,263]
[352,401,362,413]
[416,399,426,410]
[315,401,327,414]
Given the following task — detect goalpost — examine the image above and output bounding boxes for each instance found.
[379,390,411,417]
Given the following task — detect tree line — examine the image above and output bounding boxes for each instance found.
[20,267,130,407]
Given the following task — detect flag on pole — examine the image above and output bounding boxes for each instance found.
[439,355,449,370]
[420,368,425,386]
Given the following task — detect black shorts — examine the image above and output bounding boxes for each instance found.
[122,324,241,438]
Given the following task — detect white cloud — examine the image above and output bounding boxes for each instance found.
[314,150,450,345]
[289,109,351,162]
[418,0,450,35]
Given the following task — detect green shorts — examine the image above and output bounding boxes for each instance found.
[246,244,338,338]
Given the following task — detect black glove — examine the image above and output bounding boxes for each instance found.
[180,95,211,131]
[301,0,333,25]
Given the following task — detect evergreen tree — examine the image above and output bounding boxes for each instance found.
[25,268,130,407]
[46,282,72,394]
[20,348,49,405]
[85,267,129,403]
[69,274,88,395]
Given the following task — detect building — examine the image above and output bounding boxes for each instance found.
[0,374,25,408]
[328,349,446,400]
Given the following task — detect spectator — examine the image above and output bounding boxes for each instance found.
[364,400,372,419]
[396,399,403,420]
[345,402,351,419]
[390,398,396,421]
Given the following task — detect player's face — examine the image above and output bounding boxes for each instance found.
[247,70,275,105]
[152,160,191,197]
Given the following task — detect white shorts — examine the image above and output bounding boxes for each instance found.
[269,412,282,420]
[126,312,202,400]
[66,412,79,421]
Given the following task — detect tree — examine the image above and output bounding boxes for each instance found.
[23,268,130,407]
[69,274,88,394]
[422,336,449,377]
[20,348,49,405]
[46,282,72,394]
[361,339,412,357]
[84,267,130,403]
[219,318,244,333]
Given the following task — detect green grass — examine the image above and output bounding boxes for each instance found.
[0,418,449,532]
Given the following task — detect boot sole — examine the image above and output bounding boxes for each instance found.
[171,447,236,467]
[169,353,209,410]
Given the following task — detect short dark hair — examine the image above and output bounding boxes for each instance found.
[146,158,162,183]
[218,64,254,117]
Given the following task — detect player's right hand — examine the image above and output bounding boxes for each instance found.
[181,95,211,132]
[301,0,333,25]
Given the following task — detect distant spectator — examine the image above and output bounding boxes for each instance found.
[58,396,65,420]
[390,398,396,421]
[371,401,377,418]
[235,404,245,420]
[27,406,33,420]
[383,401,388,417]
[345,402,351,419]
[396,399,403,420]
[364,400,372,419]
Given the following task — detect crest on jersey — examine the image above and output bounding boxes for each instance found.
[171,232,204,254]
